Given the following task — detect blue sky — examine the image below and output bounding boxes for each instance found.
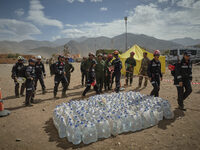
[0,0,200,41]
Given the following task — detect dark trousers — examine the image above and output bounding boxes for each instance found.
[82,81,100,96]
[66,74,71,89]
[104,74,111,90]
[81,71,87,85]
[113,72,121,93]
[176,79,192,107]
[150,76,160,97]
[126,71,133,85]
[14,80,25,96]
[54,75,68,96]
[35,75,46,91]
[96,75,104,92]
[25,79,35,104]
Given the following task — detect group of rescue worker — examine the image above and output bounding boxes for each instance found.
[11,49,192,111]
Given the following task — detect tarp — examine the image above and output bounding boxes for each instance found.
[119,45,166,75]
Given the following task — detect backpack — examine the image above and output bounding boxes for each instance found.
[50,63,56,75]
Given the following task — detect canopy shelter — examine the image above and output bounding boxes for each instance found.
[119,45,166,75]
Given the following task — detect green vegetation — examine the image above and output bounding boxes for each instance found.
[96,49,122,56]
[7,53,20,58]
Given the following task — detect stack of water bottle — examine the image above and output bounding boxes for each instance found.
[53,91,174,145]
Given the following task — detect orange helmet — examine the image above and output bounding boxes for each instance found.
[113,50,119,55]
[130,52,135,55]
[107,54,113,59]
[153,50,160,56]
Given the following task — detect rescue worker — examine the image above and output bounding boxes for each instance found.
[64,56,74,89]
[125,52,136,86]
[148,50,162,97]
[35,55,46,94]
[103,54,107,61]
[25,59,36,106]
[11,56,26,98]
[80,57,87,86]
[54,55,68,98]
[104,54,113,91]
[112,50,122,93]
[138,52,150,88]
[82,60,100,96]
[174,51,192,111]
[85,52,95,85]
[95,53,105,93]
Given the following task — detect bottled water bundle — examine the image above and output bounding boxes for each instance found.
[53,91,174,145]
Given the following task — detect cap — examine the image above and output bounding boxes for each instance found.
[107,54,113,59]
[153,50,160,56]
[184,51,191,56]
[98,53,103,57]
[89,52,95,56]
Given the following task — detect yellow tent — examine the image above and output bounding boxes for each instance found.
[119,44,166,75]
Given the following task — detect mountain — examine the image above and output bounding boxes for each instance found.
[0,33,183,57]
[171,37,200,46]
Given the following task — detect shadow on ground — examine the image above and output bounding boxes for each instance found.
[44,118,93,149]
[158,108,185,130]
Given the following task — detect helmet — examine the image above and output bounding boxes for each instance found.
[103,54,107,57]
[113,50,119,55]
[107,54,113,59]
[37,55,42,59]
[17,56,24,61]
[89,52,95,57]
[98,53,103,57]
[153,50,160,56]
[130,52,135,55]
[28,58,36,63]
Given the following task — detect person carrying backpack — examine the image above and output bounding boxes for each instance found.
[173,51,192,111]
[11,56,26,98]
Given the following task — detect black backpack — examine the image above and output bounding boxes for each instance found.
[50,63,56,75]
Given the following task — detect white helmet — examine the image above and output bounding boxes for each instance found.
[37,55,42,59]
[17,56,24,61]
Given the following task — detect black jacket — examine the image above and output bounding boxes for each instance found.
[174,58,192,84]
[35,62,45,75]
[148,59,162,78]
[25,65,36,80]
[11,62,25,78]
[54,61,65,76]
[112,57,122,73]
[88,67,96,83]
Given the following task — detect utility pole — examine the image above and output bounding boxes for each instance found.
[124,16,128,52]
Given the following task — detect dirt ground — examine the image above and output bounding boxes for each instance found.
[0,63,200,150]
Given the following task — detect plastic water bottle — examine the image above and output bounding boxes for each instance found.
[58,116,67,138]
[82,123,97,144]
[71,124,82,145]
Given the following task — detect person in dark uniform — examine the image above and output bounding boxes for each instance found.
[85,53,95,82]
[148,50,163,97]
[104,54,113,91]
[112,50,122,93]
[82,60,100,96]
[174,51,192,111]
[35,55,46,94]
[64,56,74,89]
[125,52,136,86]
[81,57,87,86]
[11,56,26,98]
[54,55,68,98]
[25,59,36,106]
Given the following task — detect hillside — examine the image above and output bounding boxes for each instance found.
[171,37,200,46]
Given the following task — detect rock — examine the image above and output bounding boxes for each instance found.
[16,138,21,142]
[42,108,45,111]
[118,142,121,146]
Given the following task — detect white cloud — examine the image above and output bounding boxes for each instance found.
[52,35,61,41]
[0,19,41,41]
[158,0,168,3]
[78,0,85,2]
[90,0,103,2]
[67,0,74,3]
[176,0,200,9]
[100,7,108,11]
[66,24,78,27]
[27,0,63,28]
[60,3,200,40]
[14,8,25,17]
